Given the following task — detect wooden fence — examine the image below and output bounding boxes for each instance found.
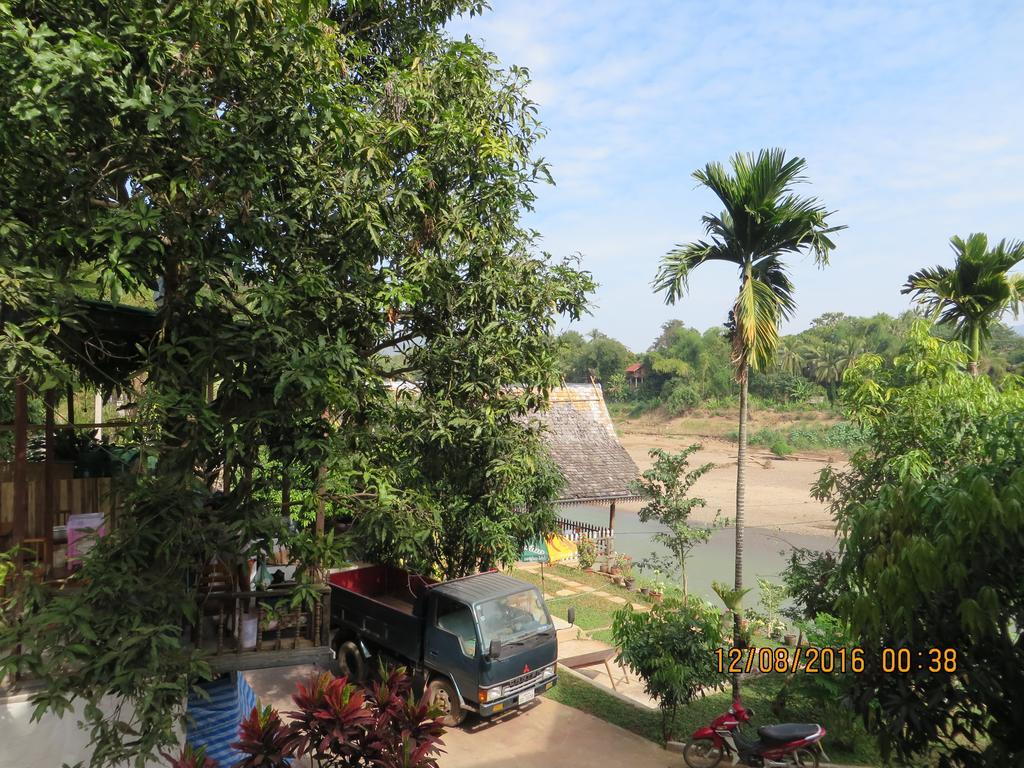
[0,463,118,562]
[555,516,614,557]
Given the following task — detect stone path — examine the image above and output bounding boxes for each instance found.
[519,565,659,707]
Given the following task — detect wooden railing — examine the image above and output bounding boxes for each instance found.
[187,586,333,672]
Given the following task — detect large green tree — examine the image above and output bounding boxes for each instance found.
[0,0,592,763]
[816,324,1024,766]
[653,149,842,695]
[903,233,1024,376]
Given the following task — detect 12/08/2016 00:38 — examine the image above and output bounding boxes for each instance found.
[713,646,958,674]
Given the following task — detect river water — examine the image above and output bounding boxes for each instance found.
[560,504,838,606]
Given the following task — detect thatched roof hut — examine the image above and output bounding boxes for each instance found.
[530,383,640,527]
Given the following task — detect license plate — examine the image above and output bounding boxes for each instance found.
[518,690,535,706]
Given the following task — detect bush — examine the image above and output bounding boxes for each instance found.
[770,441,793,457]
[612,598,727,740]
[664,383,700,416]
[576,538,597,570]
[164,669,445,768]
[772,614,868,754]
[780,547,841,622]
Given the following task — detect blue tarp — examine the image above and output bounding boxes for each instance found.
[187,672,257,766]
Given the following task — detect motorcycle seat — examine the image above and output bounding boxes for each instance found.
[757,724,821,745]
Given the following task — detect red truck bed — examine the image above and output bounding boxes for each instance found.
[329,565,434,662]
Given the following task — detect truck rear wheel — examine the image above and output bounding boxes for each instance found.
[427,678,465,727]
[335,640,366,684]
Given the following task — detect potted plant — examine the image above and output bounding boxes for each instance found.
[783,632,798,646]
[616,554,636,591]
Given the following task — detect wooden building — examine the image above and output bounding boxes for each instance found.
[625,362,646,388]
[529,383,640,532]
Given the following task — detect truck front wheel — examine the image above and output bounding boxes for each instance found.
[427,678,465,727]
[335,640,366,684]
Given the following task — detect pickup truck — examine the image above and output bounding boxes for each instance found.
[329,564,561,725]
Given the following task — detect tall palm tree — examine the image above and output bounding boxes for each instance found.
[903,233,1024,376]
[653,149,843,696]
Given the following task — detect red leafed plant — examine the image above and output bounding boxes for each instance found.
[161,744,218,768]
[231,704,298,768]
[286,668,445,768]
[167,668,444,768]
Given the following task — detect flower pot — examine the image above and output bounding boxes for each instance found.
[639,587,650,596]
[649,591,663,603]
[624,578,636,591]
[783,633,797,647]
[610,567,622,576]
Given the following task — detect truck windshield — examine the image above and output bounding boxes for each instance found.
[474,589,552,647]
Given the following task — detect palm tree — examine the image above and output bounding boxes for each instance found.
[653,149,843,696]
[803,337,864,401]
[903,233,1024,376]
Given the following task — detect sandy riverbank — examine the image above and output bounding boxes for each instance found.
[614,414,845,538]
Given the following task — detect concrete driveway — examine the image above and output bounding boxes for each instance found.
[246,665,674,768]
[443,696,672,768]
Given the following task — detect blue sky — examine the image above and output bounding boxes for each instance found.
[449,1,1024,351]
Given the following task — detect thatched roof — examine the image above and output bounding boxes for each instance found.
[532,383,640,505]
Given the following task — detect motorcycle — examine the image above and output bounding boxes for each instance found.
[682,699,826,768]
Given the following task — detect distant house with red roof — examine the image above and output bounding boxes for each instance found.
[625,362,646,388]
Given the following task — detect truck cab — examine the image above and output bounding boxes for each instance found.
[329,565,558,725]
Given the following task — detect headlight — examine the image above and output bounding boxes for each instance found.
[542,666,555,679]
[485,687,502,702]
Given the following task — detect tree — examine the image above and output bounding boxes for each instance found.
[630,446,724,600]
[0,0,592,763]
[653,149,843,696]
[612,599,727,740]
[802,337,863,401]
[553,330,633,384]
[903,233,1024,376]
[815,323,1024,766]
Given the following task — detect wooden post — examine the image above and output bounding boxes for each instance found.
[43,389,56,570]
[12,378,28,562]
[94,392,103,441]
[66,384,75,424]
[608,500,616,531]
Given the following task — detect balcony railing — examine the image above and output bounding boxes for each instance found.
[186,585,333,672]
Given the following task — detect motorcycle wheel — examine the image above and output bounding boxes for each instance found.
[682,739,724,768]
[791,747,819,768]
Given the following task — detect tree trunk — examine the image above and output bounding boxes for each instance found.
[679,546,688,605]
[968,324,981,377]
[732,369,749,700]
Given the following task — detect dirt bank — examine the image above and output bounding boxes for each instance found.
[615,412,844,538]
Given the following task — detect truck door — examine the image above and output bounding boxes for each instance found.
[423,594,479,706]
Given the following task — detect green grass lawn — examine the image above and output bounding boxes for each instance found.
[545,672,880,766]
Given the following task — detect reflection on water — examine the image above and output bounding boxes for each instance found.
[560,505,838,606]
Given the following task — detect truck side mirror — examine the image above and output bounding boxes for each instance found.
[489,639,502,660]
[567,607,576,626]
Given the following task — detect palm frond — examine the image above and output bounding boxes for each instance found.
[653,240,738,305]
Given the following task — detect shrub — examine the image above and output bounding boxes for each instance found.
[664,383,700,416]
[770,441,793,457]
[772,614,868,754]
[576,538,597,570]
[165,668,444,768]
[612,598,727,740]
[780,547,841,622]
